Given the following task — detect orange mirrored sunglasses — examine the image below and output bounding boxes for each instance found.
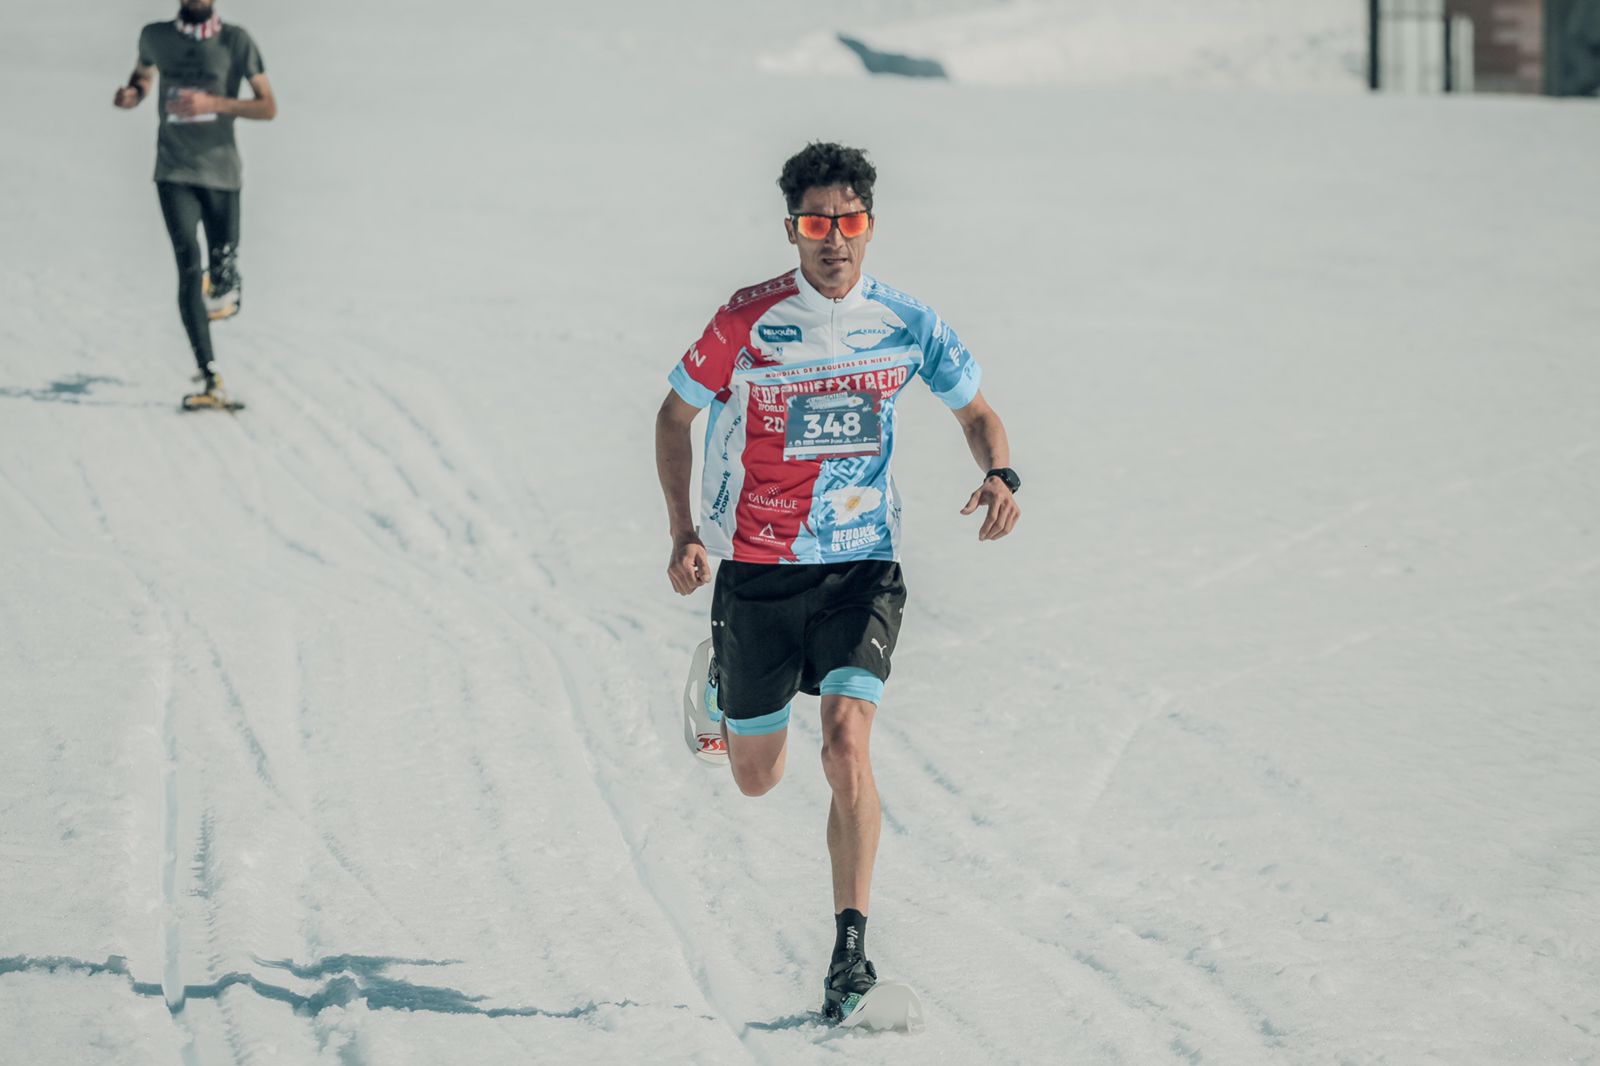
[790,211,872,240]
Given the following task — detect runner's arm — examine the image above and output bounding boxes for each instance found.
[952,389,1021,541]
[170,73,277,120]
[656,391,712,593]
[113,64,156,109]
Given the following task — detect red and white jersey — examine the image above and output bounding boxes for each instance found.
[669,269,982,564]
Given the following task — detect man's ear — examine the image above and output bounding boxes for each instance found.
[784,218,797,246]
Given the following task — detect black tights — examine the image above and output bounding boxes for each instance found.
[157,181,240,375]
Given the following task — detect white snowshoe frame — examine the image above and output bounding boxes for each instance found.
[682,637,728,766]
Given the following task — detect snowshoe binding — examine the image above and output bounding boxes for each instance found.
[181,371,244,412]
[822,953,877,1024]
[203,248,241,322]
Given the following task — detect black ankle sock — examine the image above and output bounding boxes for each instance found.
[833,908,867,962]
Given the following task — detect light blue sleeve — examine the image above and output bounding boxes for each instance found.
[870,287,982,409]
[918,314,982,409]
[668,362,716,408]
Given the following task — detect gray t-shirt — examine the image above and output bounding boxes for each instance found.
[137,21,266,190]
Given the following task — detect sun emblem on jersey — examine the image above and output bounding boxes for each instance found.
[824,486,883,524]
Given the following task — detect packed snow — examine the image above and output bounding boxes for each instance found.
[2,1,1597,1063]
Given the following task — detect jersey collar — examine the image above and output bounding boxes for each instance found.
[175,14,223,40]
[793,268,868,312]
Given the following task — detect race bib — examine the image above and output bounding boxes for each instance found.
[164,86,218,124]
[783,391,882,461]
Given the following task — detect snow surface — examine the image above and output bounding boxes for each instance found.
[3,1,1599,1063]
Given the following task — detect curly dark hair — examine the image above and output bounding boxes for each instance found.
[777,142,877,214]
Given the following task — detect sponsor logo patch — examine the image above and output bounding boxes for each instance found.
[758,324,803,345]
[746,485,800,512]
[843,326,894,352]
[831,526,882,552]
[708,470,732,523]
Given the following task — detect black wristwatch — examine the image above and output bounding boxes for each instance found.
[986,467,1021,494]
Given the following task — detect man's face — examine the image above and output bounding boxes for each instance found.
[786,184,873,297]
[179,0,215,20]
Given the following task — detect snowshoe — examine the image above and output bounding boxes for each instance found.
[682,637,728,766]
[203,251,241,322]
[181,373,244,412]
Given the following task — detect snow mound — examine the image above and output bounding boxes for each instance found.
[762,0,1366,89]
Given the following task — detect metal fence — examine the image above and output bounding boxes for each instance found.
[1369,0,1477,91]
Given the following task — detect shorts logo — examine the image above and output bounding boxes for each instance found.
[871,638,888,659]
[758,324,803,345]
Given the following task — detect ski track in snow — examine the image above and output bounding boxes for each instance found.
[32,355,719,1061]
[213,361,638,1062]
[247,354,748,1058]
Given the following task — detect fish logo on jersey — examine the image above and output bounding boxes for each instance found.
[843,326,895,352]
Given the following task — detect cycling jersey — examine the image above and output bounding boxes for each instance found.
[669,268,982,564]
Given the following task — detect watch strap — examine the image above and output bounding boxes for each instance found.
[986,467,1020,494]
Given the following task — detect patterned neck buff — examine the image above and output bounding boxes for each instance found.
[175,13,222,40]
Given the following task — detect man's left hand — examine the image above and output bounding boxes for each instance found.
[960,478,1020,541]
[169,89,220,117]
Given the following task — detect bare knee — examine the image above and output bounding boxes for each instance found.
[727,731,788,797]
[731,763,783,797]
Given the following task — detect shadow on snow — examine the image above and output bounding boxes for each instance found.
[0,952,708,1023]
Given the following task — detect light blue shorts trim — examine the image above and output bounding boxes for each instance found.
[723,702,792,737]
[819,667,885,705]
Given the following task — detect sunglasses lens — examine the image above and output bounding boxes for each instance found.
[795,215,832,240]
[836,212,870,239]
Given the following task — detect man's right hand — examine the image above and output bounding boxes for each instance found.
[113,86,142,109]
[667,533,712,596]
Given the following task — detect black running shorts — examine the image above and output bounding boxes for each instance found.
[710,560,907,729]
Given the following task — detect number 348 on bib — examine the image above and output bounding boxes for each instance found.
[782,391,883,461]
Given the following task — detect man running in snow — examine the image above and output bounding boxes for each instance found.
[655,142,1021,1021]
[113,0,275,407]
